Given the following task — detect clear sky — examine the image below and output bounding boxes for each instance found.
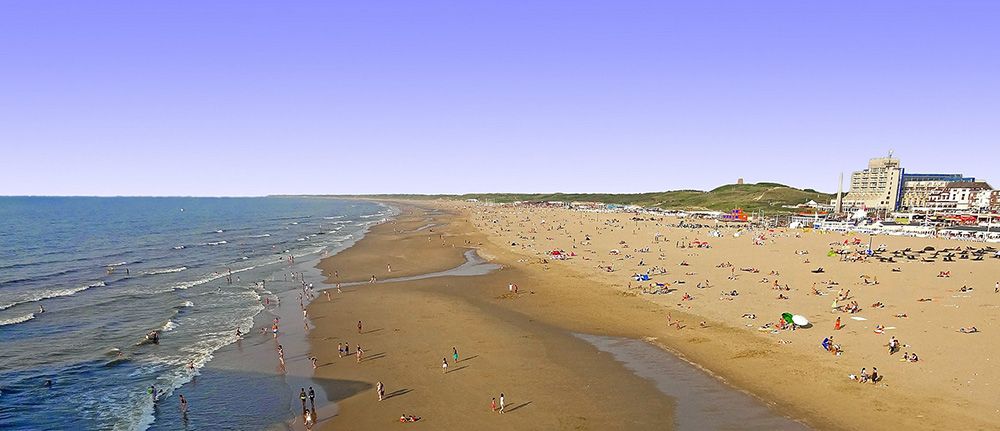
[2,1,998,196]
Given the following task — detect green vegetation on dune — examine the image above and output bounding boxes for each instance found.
[312,183,834,214]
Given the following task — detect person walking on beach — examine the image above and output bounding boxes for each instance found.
[299,388,307,413]
[357,345,364,363]
[499,393,505,414]
[442,358,448,373]
[357,320,363,334]
[452,346,459,363]
[491,397,497,413]
[179,394,188,415]
[377,381,384,401]
[308,387,316,410]
[834,316,842,331]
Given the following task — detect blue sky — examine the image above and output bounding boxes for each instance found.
[2,1,998,196]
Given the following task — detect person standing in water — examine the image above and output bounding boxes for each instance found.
[299,388,307,413]
[308,387,316,411]
[179,394,188,415]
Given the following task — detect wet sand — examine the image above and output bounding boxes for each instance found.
[574,333,808,431]
[306,204,677,429]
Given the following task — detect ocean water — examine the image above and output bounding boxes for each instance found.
[0,197,388,430]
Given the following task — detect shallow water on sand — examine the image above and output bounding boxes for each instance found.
[574,333,811,431]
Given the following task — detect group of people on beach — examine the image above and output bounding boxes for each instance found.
[299,387,317,426]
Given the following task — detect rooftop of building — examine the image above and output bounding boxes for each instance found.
[944,181,992,190]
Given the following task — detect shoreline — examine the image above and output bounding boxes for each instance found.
[132,201,393,431]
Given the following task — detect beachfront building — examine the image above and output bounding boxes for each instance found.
[839,155,995,213]
[925,182,994,211]
[899,173,977,210]
[841,156,904,211]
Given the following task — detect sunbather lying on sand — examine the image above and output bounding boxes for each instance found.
[958,326,979,333]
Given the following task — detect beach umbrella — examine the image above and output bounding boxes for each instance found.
[781,312,794,324]
[792,315,810,326]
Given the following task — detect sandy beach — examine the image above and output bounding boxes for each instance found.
[304,201,1000,430]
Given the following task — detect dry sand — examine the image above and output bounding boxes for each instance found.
[305,201,1000,430]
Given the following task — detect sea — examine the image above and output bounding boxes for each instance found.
[0,196,391,430]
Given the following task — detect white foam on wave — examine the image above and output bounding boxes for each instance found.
[202,241,227,246]
[106,261,128,267]
[173,245,186,250]
[146,267,187,275]
[247,234,271,238]
[182,300,194,307]
[0,281,105,311]
[323,216,343,220]
[125,306,262,431]
[162,266,256,293]
[161,320,178,331]
[0,313,35,327]
[292,246,327,259]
